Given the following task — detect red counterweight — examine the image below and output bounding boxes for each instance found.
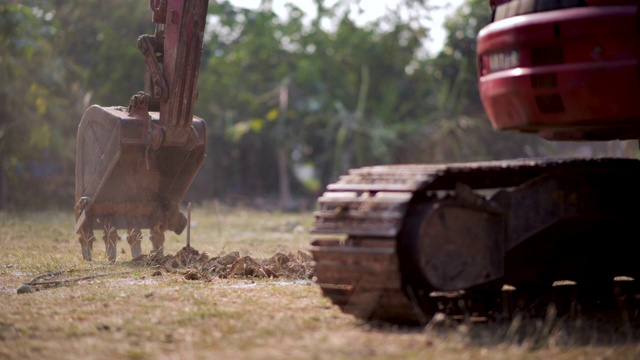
[478,3,640,140]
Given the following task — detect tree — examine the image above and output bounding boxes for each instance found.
[429,0,491,119]
[49,0,149,107]
[197,0,438,207]
[0,2,76,208]
[400,0,546,164]
[294,1,434,177]
[0,0,150,209]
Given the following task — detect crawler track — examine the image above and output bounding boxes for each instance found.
[310,158,640,325]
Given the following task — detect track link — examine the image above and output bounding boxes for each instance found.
[310,238,423,324]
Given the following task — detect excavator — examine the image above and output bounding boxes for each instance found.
[74,0,208,261]
[311,0,640,324]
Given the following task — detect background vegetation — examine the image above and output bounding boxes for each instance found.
[0,0,625,210]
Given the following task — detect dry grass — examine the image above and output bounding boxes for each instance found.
[1,204,639,359]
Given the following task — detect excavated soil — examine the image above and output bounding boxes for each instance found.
[131,247,314,281]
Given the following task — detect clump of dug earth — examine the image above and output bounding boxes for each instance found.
[133,247,314,281]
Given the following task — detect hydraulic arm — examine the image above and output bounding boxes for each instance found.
[75,0,209,261]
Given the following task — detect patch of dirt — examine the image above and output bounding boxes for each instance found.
[132,247,314,281]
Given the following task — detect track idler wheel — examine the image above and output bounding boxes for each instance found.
[398,195,504,315]
[401,199,504,292]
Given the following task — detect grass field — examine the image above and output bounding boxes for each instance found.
[1,203,639,359]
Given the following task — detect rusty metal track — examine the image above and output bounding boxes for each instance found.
[310,158,640,324]
[313,158,640,237]
[310,238,422,324]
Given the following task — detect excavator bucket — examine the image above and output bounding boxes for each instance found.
[74,0,209,261]
[75,106,206,260]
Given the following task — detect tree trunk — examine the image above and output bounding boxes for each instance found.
[277,81,291,210]
[0,158,6,209]
[277,146,291,210]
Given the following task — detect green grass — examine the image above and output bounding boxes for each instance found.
[0,204,639,359]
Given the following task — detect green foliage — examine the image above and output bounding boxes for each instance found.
[50,0,149,106]
[0,2,76,208]
[199,0,437,198]
[1,0,547,209]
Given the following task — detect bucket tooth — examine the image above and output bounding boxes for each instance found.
[78,228,95,261]
[150,229,165,257]
[127,228,143,258]
[102,221,120,262]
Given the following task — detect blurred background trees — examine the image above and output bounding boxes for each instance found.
[0,0,621,210]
